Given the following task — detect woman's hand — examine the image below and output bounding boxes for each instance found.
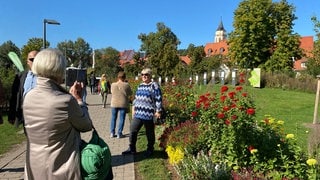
[154,111,161,119]
[69,81,83,103]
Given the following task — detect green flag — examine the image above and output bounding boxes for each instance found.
[8,52,24,72]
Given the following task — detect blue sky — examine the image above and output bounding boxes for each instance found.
[0,0,319,52]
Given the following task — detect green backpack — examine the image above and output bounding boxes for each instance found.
[80,129,112,180]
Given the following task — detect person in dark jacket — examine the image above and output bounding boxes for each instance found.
[9,50,38,125]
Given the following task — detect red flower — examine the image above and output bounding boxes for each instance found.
[220,85,228,93]
[220,95,227,102]
[230,103,237,109]
[246,108,255,115]
[191,111,198,117]
[242,92,248,97]
[196,102,201,109]
[228,91,236,99]
[231,115,237,120]
[204,102,210,109]
[217,113,225,119]
[235,86,243,91]
[248,145,255,152]
[239,78,245,84]
[223,106,230,111]
[225,119,231,125]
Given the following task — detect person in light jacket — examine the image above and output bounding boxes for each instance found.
[23,48,93,180]
[109,71,132,138]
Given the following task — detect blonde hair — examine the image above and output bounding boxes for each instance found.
[32,48,66,83]
[101,74,107,81]
[141,68,152,75]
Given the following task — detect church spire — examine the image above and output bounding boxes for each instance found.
[215,17,227,43]
[217,17,225,31]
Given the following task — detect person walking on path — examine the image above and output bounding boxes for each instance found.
[9,50,38,126]
[122,68,163,158]
[100,74,109,108]
[89,72,96,94]
[110,71,132,138]
[23,48,93,179]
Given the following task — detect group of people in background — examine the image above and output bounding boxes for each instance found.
[3,47,164,178]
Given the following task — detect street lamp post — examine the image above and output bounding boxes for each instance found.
[43,19,60,49]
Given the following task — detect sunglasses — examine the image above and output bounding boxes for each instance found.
[28,58,34,62]
[141,73,149,76]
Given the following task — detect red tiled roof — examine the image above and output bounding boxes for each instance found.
[204,40,228,56]
[294,36,314,70]
[180,55,191,65]
[299,36,313,58]
[119,50,135,67]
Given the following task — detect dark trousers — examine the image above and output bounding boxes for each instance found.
[129,118,155,152]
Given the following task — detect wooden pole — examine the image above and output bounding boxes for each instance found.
[313,75,320,124]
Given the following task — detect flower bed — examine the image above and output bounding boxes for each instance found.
[158,82,319,179]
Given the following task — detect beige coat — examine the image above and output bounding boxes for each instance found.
[110,81,132,108]
[23,77,92,180]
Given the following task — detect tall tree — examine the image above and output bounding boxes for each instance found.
[229,0,274,69]
[264,0,302,72]
[0,41,20,94]
[229,0,301,72]
[187,44,206,74]
[138,22,180,78]
[0,41,20,69]
[21,38,43,64]
[57,40,74,66]
[94,47,120,78]
[56,38,92,68]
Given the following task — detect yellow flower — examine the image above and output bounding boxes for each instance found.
[233,166,240,170]
[277,120,284,125]
[269,118,275,124]
[307,158,317,166]
[166,146,184,165]
[286,134,294,139]
[250,149,258,154]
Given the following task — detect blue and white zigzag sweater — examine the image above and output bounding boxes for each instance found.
[133,82,162,121]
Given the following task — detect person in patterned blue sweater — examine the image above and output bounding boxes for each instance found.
[122,68,163,157]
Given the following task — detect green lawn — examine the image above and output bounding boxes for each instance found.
[135,85,318,179]
[0,115,26,155]
[247,86,315,148]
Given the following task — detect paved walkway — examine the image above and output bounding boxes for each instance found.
[0,92,134,180]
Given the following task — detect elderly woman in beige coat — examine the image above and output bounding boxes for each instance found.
[23,48,93,179]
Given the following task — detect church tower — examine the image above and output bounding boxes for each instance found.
[214,19,227,43]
